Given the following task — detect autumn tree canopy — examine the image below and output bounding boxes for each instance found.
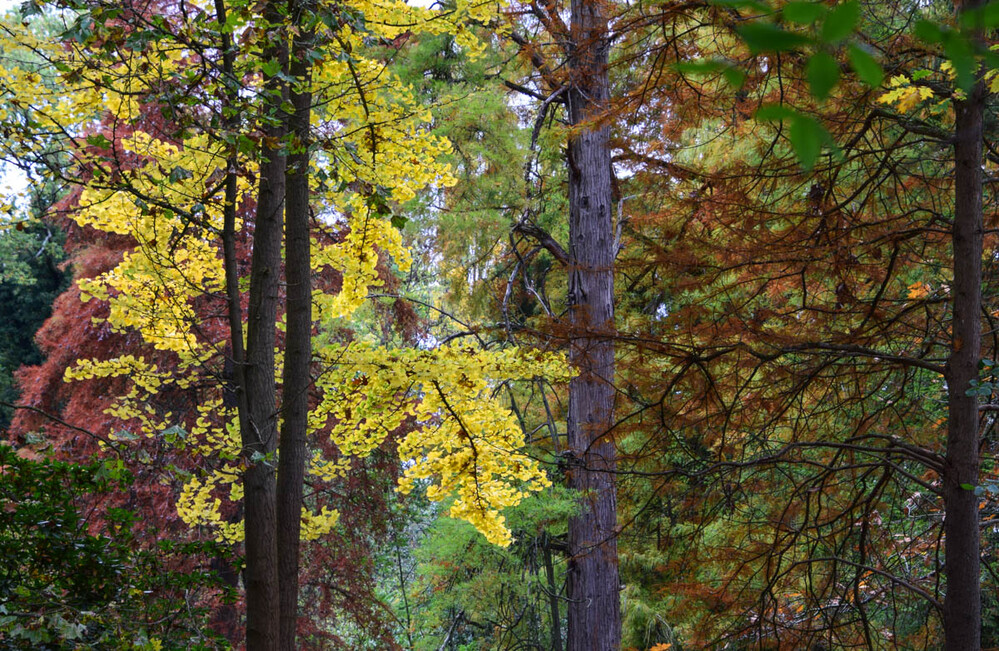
[2,0,999,649]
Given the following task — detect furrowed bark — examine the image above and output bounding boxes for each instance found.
[564,0,621,645]
[276,2,314,647]
[243,1,287,646]
[944,2,984,647]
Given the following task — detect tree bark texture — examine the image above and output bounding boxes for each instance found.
[944,4,984,647]
[214,0,249,644]
[242,1,287,646]
[565,0,621,646]
[276,3,314,648]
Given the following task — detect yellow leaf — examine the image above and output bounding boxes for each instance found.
[908,282,930,299]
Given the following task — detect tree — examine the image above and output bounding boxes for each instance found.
[596,0,998,645]
[1,1,568,647]
[562,0,621,645]
[942,1,985,646]
[498,0,624,643]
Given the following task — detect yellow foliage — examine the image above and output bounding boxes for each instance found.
[907,282,930,300]
[13,0,557,547]
[312,342,571,545]
[877,75,934,113]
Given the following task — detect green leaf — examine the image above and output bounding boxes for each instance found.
[85,133,112,149]
[821,0,859,43]
[960,6,982,29]
[943,32,976,91]
[959,3,999,29]
[754,106,831,169]
[966,383,993,397]
[260,58,281,77]
[984,2,999,28]
[674,59,746,87]
[236,134,257,157]
[983,49,999,71]
[806,52,840,100]
[161,425,188,442]
[168,165,192,184]
[369,194,391,217]
[754,104,797,121]
[391,214,408,230]
[783,1,826,25]
[914,19,944,44]
[847,44,884,87]
[737,22,812,53]
[19,1,42,17]
[675,60,726,75]
[789,115,826,170]
[961,482,976,490]
[723,66,748,88]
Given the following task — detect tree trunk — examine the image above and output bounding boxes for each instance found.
[276,2,314,647]
[564,0,620,646]
[242,0,287,646]
[542,533,564,651]
[212,9,250,647]
[944,4,984,647]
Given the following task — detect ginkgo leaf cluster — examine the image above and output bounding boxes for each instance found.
[4,0,564,548]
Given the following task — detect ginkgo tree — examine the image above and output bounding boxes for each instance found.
[0,0,568,648]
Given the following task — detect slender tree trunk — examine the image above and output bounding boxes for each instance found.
[564,0,620,646]
[542,533,564,651]
[276,2,314,647]
[242,0,287,646]
[944,4,984,647]
[214,2,249,646]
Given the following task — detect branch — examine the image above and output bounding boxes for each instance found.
[503,79,549,101]
[774,342,946,375]
[0,402,124,457]
[786,556,943,612]
[512,220,568,266]
[869,107,953,142]
[507,29,561,88]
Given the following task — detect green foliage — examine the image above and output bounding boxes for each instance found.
[386,30,540,321]
[846,44,883,87]
[0,445,232,649]
[0,218,67,429]
[401,485,578,650]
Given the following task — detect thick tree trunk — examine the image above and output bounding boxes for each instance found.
[564,0,620,646]
[276,3,314,648]
[944,5,984,647]
[242,1,287,646]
